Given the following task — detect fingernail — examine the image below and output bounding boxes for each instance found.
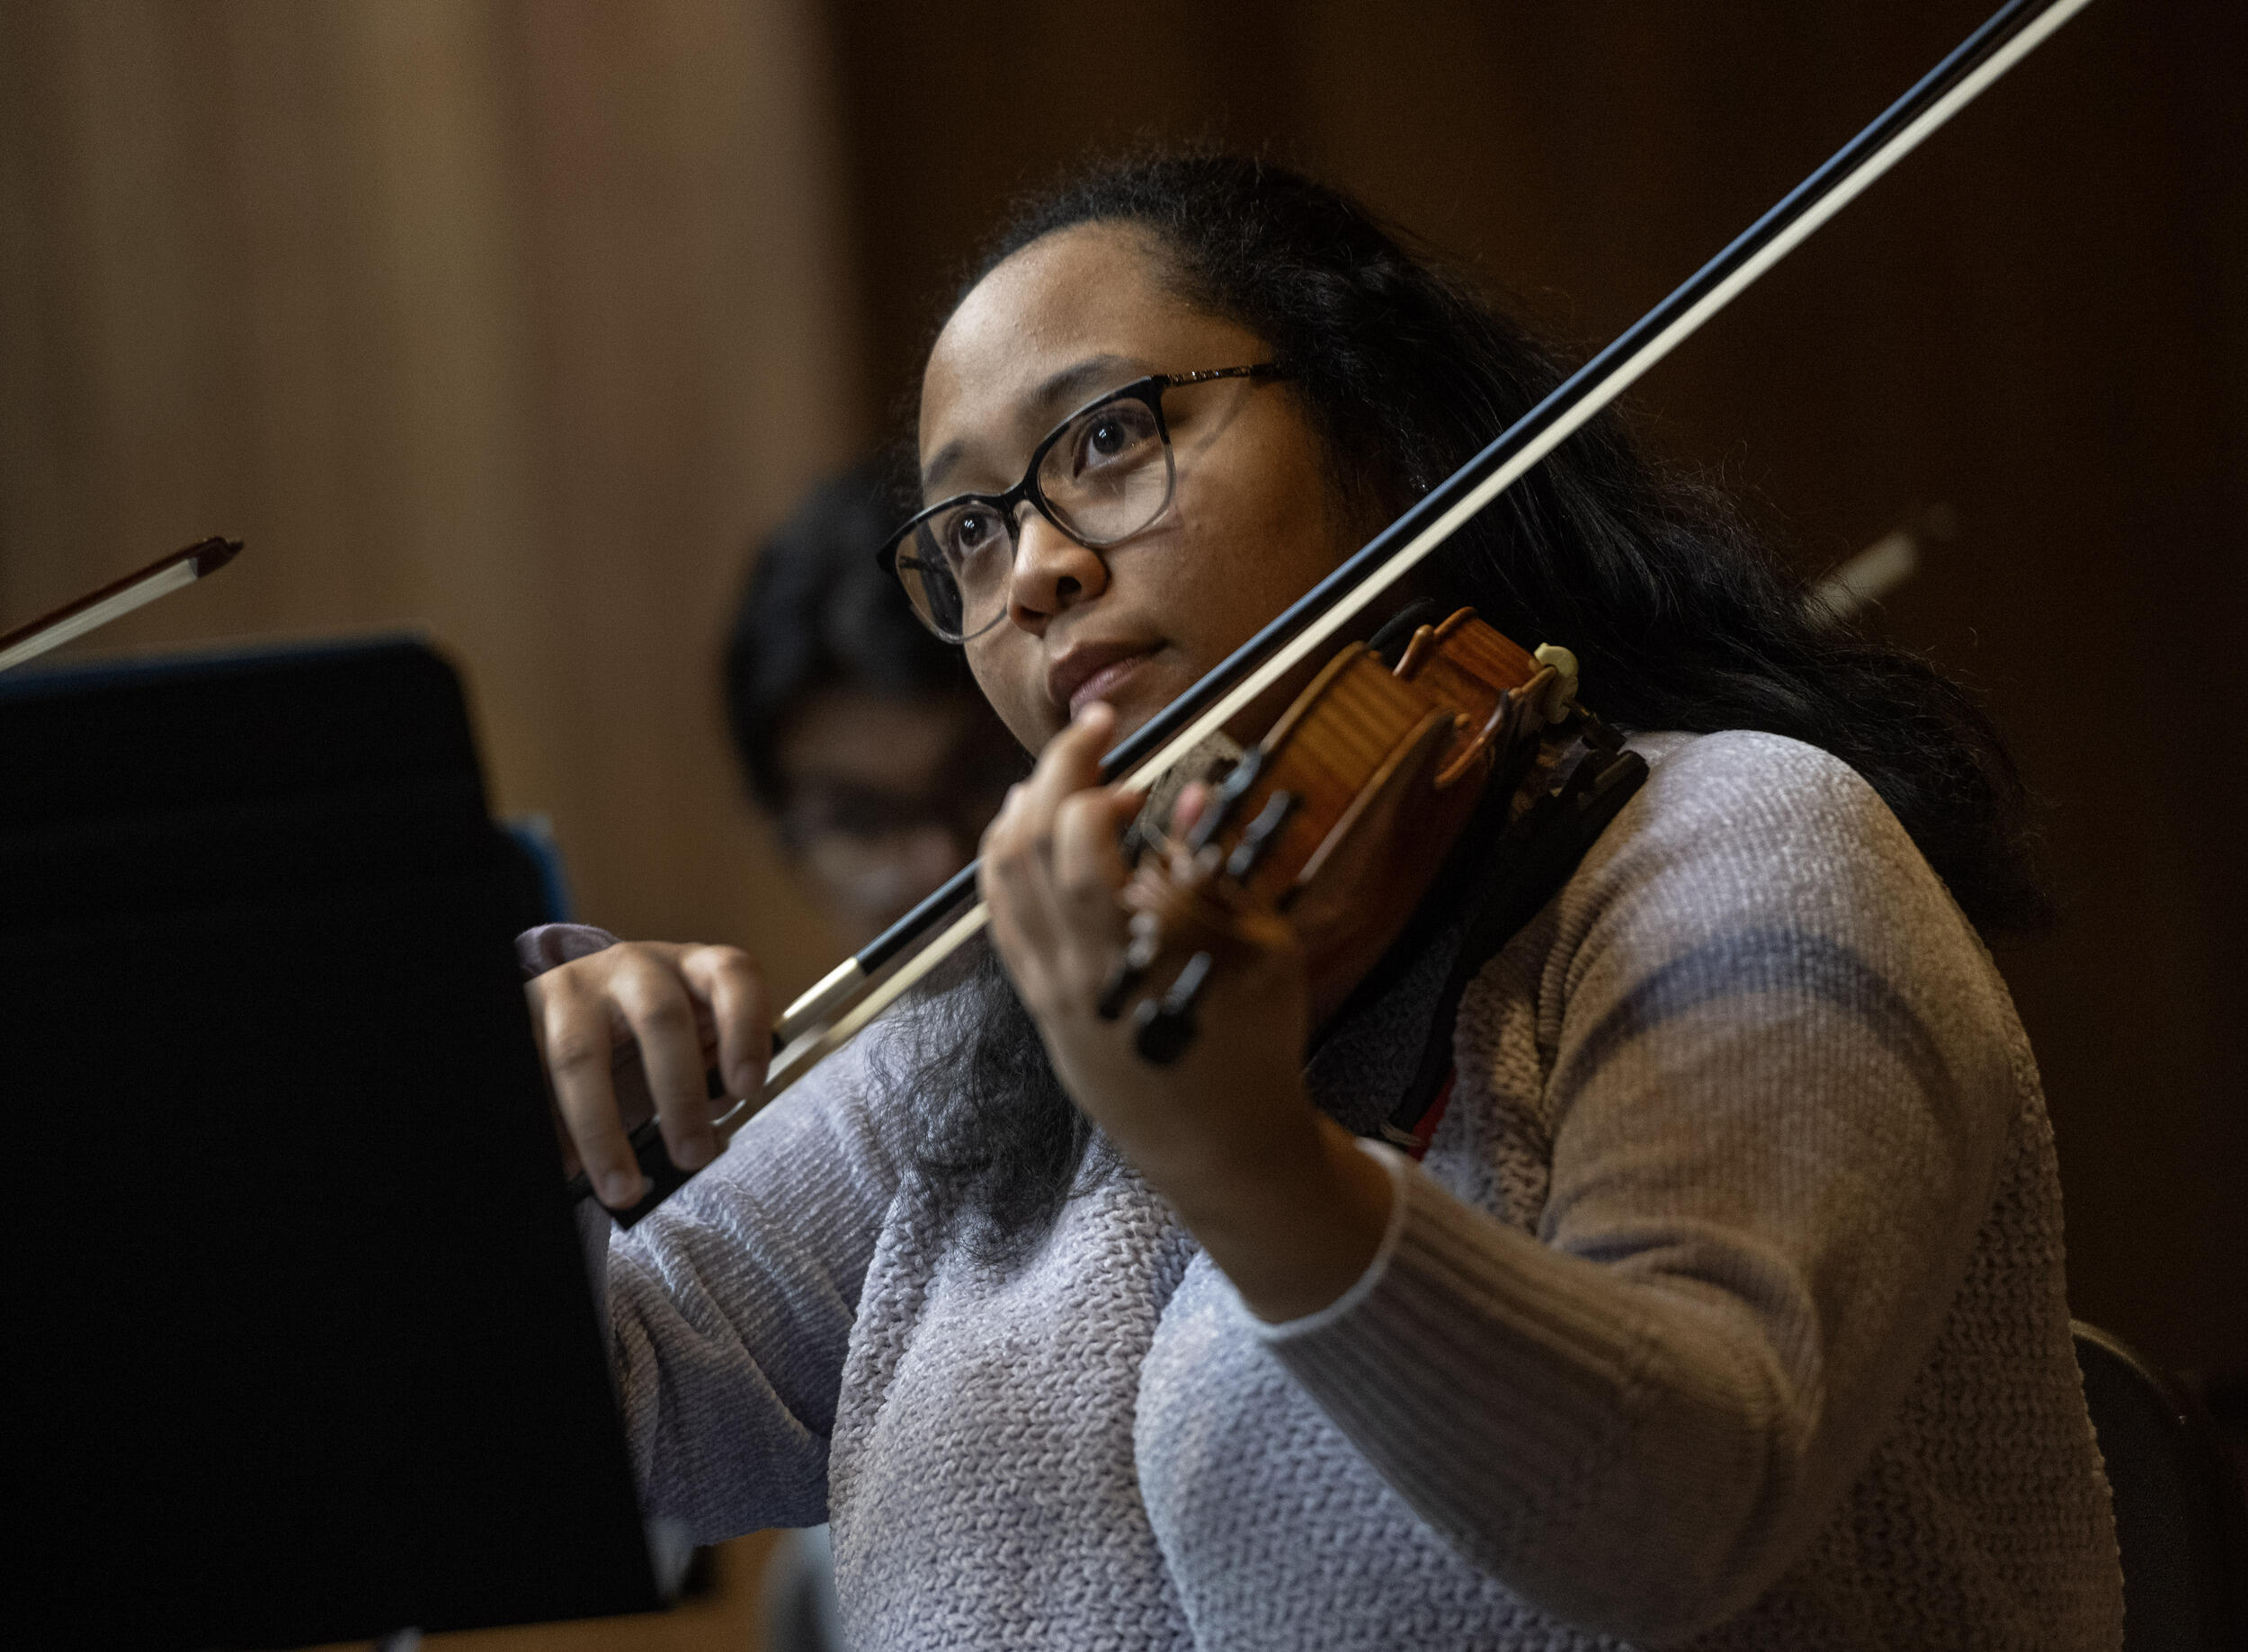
[673,1137,712,1171]
[602,1169,646,1207]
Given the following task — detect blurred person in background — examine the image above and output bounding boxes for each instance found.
[724,459,1025,952]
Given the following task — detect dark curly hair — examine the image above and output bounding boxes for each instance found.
[721,456,975,811]
[905,150,2048,1255]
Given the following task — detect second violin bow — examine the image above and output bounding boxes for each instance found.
[0,538,244,674]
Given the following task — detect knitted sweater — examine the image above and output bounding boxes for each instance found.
[540,730,2123,1649]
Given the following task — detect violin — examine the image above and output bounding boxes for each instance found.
[1102,609,1637,1068]
[583,0,2093,1224]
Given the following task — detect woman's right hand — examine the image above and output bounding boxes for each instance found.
[524,942,770,1209]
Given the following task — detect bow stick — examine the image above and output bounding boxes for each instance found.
[726,0,2093,1136]
[0,538,243,674]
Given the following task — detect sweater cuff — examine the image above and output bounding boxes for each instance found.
[517,922,621,979]
[1256,1138,1414,1340]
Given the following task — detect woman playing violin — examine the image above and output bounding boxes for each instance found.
[524,156,2121,1649]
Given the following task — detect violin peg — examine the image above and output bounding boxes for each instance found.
[1096,957,1144,1022]
[1130,950,1214,1065]
[1531,644,1580,719]
[1185,746,1266,853]
[1223,790,1298,882]
[1097,921,1166,1021]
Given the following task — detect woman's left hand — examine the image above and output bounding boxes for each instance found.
[979,701,1393,1320]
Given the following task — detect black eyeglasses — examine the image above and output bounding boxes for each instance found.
[877,364,1289,643]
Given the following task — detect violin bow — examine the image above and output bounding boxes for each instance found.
[730,0,2094,1134]
[0,538,244,674]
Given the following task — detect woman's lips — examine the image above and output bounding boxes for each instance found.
[1049,642,1162,720]
[1072,652,1159,719]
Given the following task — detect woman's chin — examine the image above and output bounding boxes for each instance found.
[1094,671,1184,751]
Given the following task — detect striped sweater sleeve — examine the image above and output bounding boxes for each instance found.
[1257,731,2021,1645]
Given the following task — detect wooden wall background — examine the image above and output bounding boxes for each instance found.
[0,0,861,1008]
[2,0,2239,1465]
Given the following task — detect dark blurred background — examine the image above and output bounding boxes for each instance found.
[2,4,2240,1640]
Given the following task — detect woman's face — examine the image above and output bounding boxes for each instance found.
[919,222,1356,752]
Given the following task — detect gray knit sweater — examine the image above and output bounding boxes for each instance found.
[545,730,2122,1649]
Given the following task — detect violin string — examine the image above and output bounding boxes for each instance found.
[760,0,2091,1085]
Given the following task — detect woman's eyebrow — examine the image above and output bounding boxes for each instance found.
[1029,353,1143,418]
[921,353,1149,496]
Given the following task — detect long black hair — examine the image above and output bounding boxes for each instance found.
[722,456,971,811]
[905,151,2047,1254]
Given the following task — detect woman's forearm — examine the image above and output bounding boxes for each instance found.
[1128,1106,1396,1324]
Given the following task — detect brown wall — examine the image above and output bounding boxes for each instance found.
[828,0,2247,1376]
[0,0,862,1005]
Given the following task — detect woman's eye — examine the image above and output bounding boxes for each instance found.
[1072,408,1153,475]
[949,512,995,555]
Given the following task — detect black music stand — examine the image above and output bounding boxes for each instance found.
[1,638,676,1650]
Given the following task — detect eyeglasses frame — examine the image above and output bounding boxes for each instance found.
[876,362,1290,643]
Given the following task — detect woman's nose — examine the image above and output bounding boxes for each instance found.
[1006,507,1109,629]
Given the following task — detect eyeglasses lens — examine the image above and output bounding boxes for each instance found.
[897,391,1176,641]
[897,517,971,638]
[1038,397,1171,546]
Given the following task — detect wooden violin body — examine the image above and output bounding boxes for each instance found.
[1101,606,1617,1063]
